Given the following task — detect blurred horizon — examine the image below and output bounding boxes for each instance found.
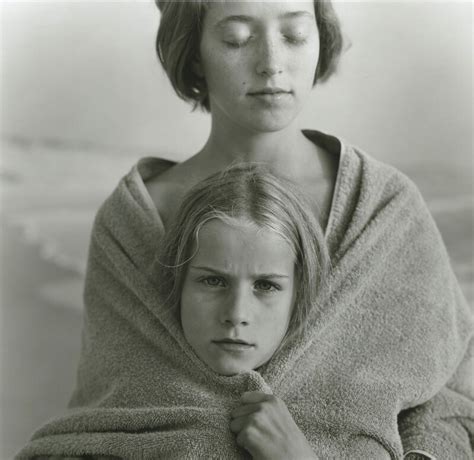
[1,1,472,165]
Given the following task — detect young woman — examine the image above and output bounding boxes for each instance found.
[146,0,343,230]
[18,1,473,459]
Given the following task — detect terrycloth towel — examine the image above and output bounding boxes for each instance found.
[17,134,474,459]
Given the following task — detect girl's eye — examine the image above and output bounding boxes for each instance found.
[201,276,226,288]
[254,280,280,293]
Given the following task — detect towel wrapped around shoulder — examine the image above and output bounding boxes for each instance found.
[17,142,474,459]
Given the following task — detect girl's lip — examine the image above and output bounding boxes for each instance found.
[212,341,255,352]
[213,338,254,346]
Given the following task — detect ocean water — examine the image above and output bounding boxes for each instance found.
[1,137,472,306]
[1,138,145,274]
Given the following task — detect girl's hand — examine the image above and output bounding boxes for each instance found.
[230,391,318,460]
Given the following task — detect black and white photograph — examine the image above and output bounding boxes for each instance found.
[1,1,473,458]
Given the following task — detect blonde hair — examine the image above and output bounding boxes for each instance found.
[155,0,344,111]
[156,164,329,342]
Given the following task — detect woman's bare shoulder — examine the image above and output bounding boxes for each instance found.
[144,162,186,224]
[144,155,206,225]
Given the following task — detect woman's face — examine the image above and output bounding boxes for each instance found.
[180,218,296,376]
[199,0,319,133]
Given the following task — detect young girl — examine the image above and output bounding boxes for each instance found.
[156,163,330,459]
[19,165,332,459]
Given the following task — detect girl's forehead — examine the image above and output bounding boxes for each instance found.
[197,218,295,255]
[194,218,296,274]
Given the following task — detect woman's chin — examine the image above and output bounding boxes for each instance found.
[244,111,299,134]
[211,98,302,135]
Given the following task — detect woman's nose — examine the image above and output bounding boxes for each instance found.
[255,35,283,77]
[221,289,251,327]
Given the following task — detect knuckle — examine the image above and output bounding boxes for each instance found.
[268,394,280,404]
[267,394,283,410]
[236,427,254,447]
[254,403,265,414]
[275,396,285,408]
[249,410,266,430]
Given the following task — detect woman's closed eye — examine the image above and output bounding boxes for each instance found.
[221,23,253,49]
[281,26,310,46]
[283,33,308,46]
[223,35,253,48]
[225,35,307,49]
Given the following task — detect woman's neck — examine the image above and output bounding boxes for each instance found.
[197,119,319,177]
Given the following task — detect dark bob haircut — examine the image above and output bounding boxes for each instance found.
[155,1,344,111]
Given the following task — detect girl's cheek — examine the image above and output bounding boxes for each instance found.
[195,291,223,310]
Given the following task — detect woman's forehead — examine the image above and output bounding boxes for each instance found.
[206,0,313,4]
[205,0,315,17]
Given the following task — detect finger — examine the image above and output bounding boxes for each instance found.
[236,426,259,453]
[240,391,273,404]
[229,414,248,433]
[230,402,262,418]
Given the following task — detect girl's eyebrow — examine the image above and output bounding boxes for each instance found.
[189,266,289,279]
[189,265,224,274]
[215,11,314,29]
[255,273,290,280]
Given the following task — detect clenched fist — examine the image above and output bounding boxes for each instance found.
[230,391,318,460]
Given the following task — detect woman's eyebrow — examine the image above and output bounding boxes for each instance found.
[279,11,314,21]
[215,11,313,29]
[215,15,253,30]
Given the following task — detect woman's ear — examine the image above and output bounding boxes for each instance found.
[192,57,204,78]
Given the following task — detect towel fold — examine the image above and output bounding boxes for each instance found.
[17,142,474,459]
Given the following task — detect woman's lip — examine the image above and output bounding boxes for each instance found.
[248,90,291,96]
[248,92,292,104]
[248,87,290,95]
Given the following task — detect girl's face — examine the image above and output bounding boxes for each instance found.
[199,0,319,133]
[180,218,296,376]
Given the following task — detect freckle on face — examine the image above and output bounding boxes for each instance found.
[198,1,320,133]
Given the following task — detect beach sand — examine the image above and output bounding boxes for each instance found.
[0,222,83,459]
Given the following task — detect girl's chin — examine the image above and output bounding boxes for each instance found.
[209,361,256,376]
[214,365,253,377]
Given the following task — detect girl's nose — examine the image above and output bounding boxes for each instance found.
[255,35,283,77]
[221,288,251,327]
